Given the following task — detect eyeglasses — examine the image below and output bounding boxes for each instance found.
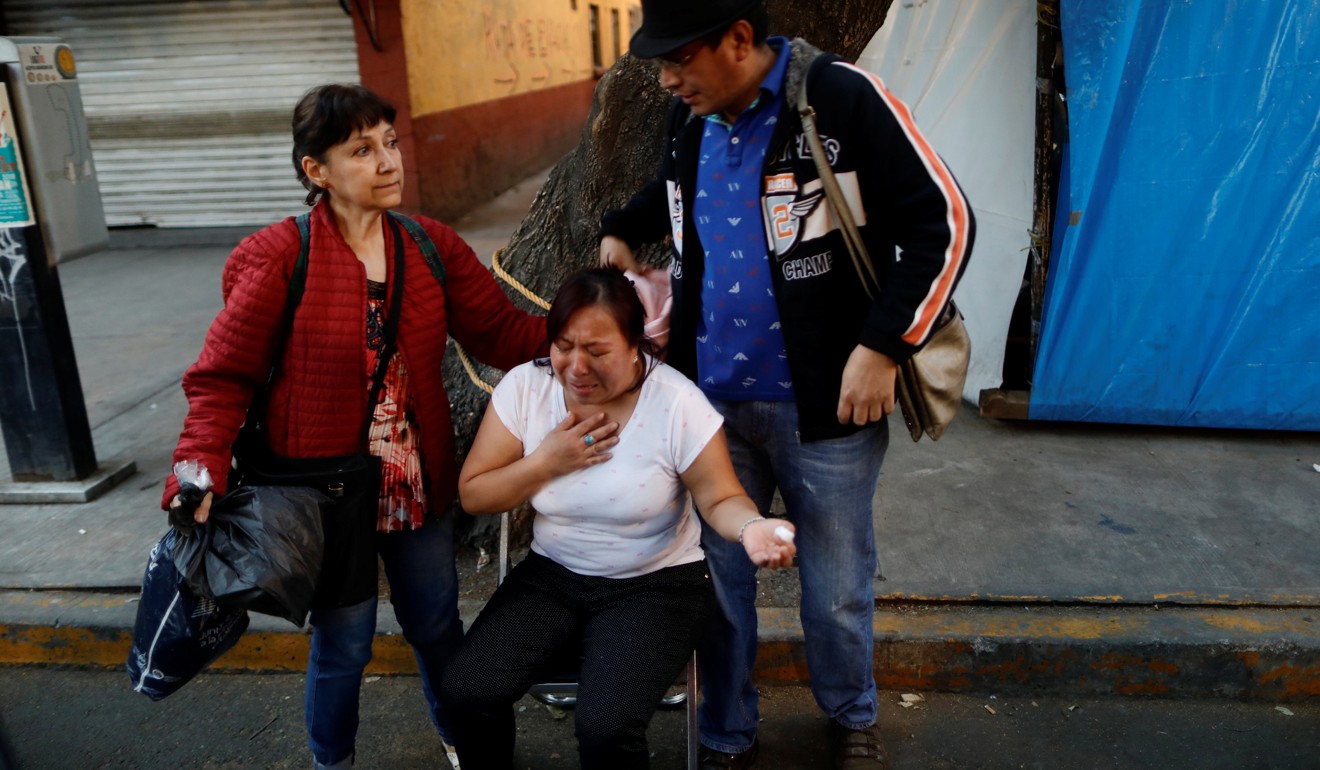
[655,50,698,74]
[653,42,705,74]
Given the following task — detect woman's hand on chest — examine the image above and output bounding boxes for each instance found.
[528,411,621,480]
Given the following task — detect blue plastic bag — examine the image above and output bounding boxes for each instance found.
[126,528,249,701]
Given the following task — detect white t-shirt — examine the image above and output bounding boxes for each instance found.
[490,358,723,578]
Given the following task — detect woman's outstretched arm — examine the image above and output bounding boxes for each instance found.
[680,430,796,569]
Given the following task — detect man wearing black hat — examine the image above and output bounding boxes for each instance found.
[600,1,974,768]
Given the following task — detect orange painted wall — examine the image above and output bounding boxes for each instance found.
[411,78,594,221]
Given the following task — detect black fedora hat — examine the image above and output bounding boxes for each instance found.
[629,0,764,59]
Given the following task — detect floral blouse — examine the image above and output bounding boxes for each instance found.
[365,279,428,531]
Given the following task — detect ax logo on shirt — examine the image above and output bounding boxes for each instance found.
[763,173,824,257]
[666,179,684,256]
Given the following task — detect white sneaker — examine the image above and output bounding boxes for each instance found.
[313,754,352,770]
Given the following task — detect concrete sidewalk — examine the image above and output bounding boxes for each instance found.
[1,168,1318,702]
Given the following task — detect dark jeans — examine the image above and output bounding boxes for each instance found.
[305,515,463,766]
[440,551,714,770]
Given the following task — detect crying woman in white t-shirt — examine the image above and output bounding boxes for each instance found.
[441,267,795,768]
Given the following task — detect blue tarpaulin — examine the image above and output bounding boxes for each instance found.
[1031,0,1320,429]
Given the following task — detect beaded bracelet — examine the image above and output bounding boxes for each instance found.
[737,516,767,545]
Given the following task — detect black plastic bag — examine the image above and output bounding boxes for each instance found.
[172,485,330,626]
[231,446,380,610]
[126,528,249,701]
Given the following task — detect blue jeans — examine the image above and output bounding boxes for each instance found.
[698,399,888,754]
[305,515,463,766]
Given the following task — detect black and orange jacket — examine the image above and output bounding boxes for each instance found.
[600,39,975,441]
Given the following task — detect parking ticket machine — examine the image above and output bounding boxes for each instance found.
[0,37,114,489]
[0,38,106,261]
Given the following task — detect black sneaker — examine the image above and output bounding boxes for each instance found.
[829,721,890,769]
[698,738,760,770]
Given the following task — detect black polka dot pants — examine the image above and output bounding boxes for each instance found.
[440,551,714,769]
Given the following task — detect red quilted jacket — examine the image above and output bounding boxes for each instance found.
[162,200,545,512]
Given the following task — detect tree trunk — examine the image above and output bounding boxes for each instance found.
[445,0,893,545]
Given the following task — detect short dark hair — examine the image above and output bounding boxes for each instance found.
[702,5,769,48]
[537,268,662,390]
[291,84,397,206]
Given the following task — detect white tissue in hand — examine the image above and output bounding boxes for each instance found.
[173,459,213,490]
[774,525,795,542]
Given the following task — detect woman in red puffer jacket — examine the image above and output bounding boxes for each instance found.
[162,84,544,770]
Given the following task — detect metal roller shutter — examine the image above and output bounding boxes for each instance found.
[4,0,360,227]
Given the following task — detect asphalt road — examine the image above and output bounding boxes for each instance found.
[0,668,1316,769]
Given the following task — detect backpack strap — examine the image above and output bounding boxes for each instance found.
[241,211,312,448]
[389,210,446,291]
[296,212,446,297]
[290,211,312,311]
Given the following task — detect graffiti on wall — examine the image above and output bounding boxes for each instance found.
[483,10,593,89]
[406,0,636,115]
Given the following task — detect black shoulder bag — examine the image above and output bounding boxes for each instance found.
[232,213,408,609]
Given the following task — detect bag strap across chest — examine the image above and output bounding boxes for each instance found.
[248,211,448,449]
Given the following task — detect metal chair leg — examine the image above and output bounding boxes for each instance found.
[498,510,510,585]
[686,651,699,770]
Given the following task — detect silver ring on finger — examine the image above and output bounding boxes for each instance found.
[583,434,595,446]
